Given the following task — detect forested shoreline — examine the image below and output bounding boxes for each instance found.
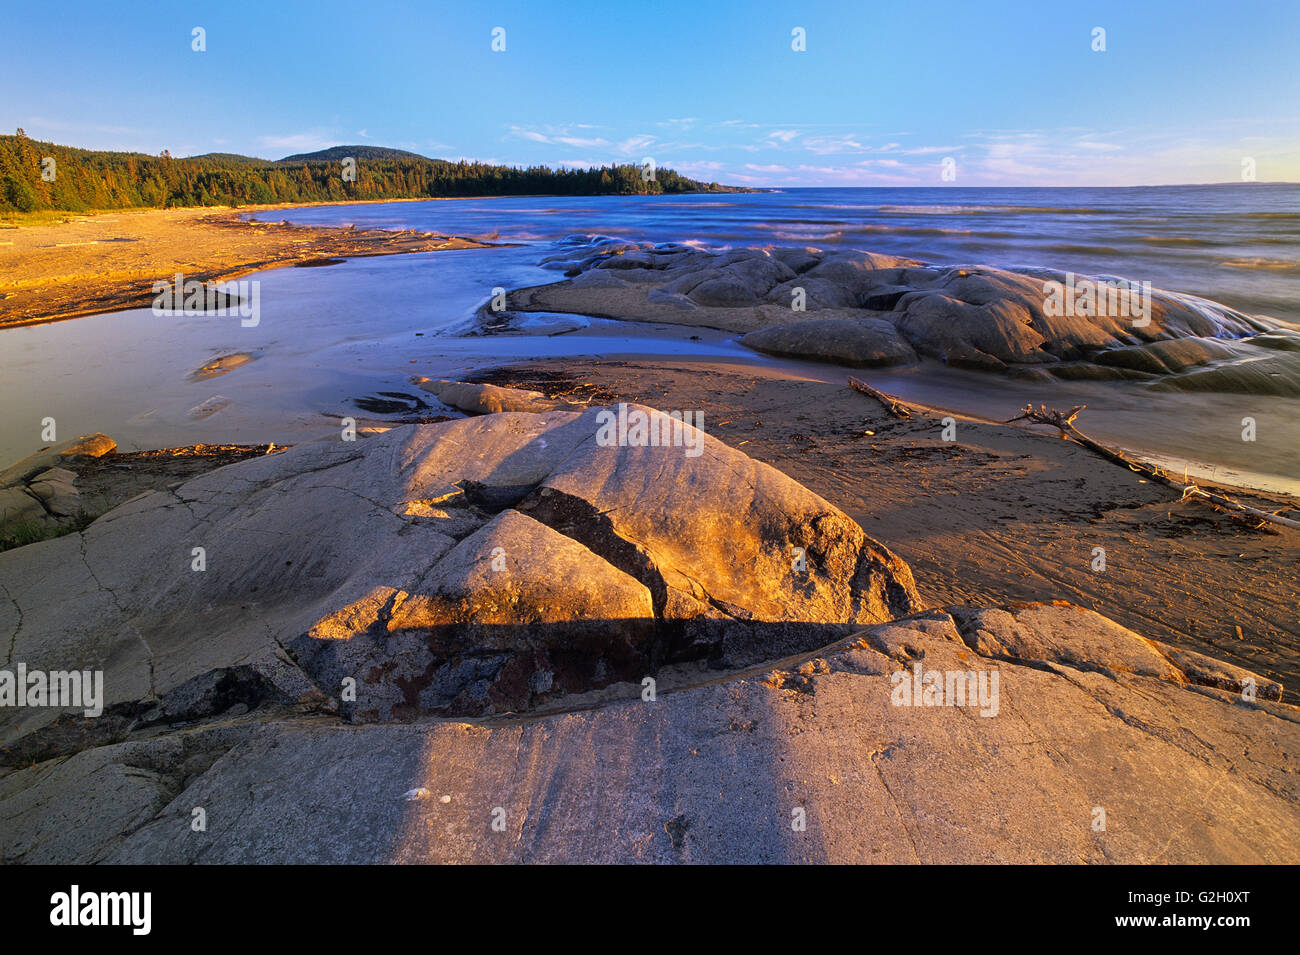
[0,136,745,212]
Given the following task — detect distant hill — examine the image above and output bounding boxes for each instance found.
[188,152,275,166]
[0,136,747,212]
[278,145,431,163]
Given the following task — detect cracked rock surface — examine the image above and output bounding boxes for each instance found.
[1,602,1294,863]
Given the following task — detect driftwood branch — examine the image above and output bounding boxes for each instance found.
[1006,404,1300,531]
[847,376,911,418]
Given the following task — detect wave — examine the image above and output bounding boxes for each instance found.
[1219,257,1300,273]
[1038,243,1125,256]
[840,225,977,237]
[872,204,1109,216]
[752,223,985,239]
[769,231,833,241]
[1137,235,1217,247]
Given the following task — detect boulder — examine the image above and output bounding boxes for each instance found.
[0,433,115,487]
[501,246,1298,391]
[0,435,114,539]
[0,406,919,739]
[0,487,45,528]
[741,315,918,367]
[24,468,80,518]
[804,250,927,295]
[895,294,1053,367]
[763,277,860,310]
[411,378,567,414]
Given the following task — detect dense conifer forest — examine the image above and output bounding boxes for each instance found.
[0,135,744,212]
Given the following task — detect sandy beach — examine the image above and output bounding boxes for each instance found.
[0,203,499,329]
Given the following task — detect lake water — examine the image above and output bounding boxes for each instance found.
[267,184,1300,326]
[0,186,1296,491]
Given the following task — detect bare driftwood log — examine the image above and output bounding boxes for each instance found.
[1007,404,1300,531]
[847,376,911,418]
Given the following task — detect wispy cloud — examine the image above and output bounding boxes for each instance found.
[489,118,1300,187]
[509,125,611,149]
[616,134,656,156]
[258,131,339,153]
[763,129,801,145]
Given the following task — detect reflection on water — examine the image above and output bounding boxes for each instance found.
[0,247,754,459]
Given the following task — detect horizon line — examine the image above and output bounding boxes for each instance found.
[5,135,1298,191]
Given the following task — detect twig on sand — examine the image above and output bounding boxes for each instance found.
[847,376,911,418]
[1006,403,1300,531]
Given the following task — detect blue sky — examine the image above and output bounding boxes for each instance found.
[3,0,1297,186]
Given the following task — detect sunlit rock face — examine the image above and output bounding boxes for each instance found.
[0,404,918,736]
[509,243,1300,394]
[0,433,116,539]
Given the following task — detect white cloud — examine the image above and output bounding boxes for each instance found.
[616,134,656,155]
[258,131,338,153]
[510,127,553,144]
[509,125,610,149]
[555,135,610,148]
[801,135,868,154]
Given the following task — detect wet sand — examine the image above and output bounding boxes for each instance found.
[0,203,500,329]
[471,358,1300,696]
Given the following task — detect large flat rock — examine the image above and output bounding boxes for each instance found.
[2,603,1294,864]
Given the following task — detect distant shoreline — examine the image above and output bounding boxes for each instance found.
[0,192,764,329]
[0,202,507,330]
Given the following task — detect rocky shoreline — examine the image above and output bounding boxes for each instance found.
[493,238,1300,397]
[1,381,1297,863]
[3,224,1299,863]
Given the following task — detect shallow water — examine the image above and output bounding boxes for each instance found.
[0,189,1296,494]
[0,247,755,456]
[263,184,1300,326]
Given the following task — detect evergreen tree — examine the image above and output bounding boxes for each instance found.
[0,136,745,212]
